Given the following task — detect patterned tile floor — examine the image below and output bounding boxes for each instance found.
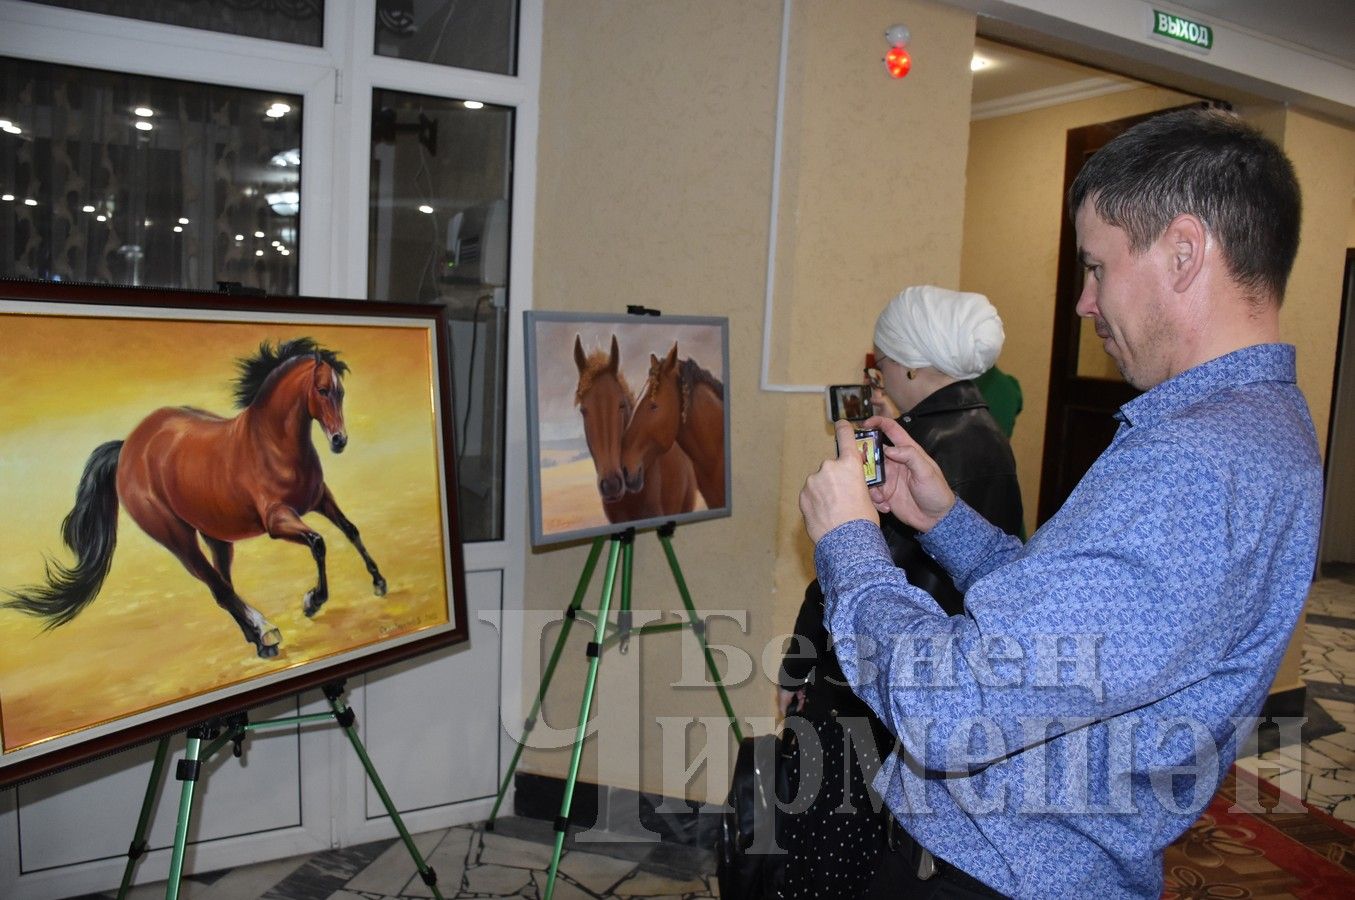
[88,815,717,900]
[1235,564,1355,825]
[86,569,1355,899]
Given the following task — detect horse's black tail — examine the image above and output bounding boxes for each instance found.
[3,440,123,629]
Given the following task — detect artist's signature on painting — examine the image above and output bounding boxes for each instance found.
[377,619,416,637]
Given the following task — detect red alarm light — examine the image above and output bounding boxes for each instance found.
[885,45,912,79]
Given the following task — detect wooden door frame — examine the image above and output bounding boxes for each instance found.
[1317,248,1355,570]
[1036,103,1212,525]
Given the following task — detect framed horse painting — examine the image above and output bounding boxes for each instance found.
[0,280,468,787]
[524,310,732,546]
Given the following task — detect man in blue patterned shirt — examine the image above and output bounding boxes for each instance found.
[799,108,1322,898]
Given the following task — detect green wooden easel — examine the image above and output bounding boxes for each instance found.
[117,681,443,900]
[484,523,744,900]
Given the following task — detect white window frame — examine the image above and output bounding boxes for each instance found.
[0,0,536,891]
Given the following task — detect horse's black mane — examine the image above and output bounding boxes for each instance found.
[233,337,348,408]
[679,357,723,399]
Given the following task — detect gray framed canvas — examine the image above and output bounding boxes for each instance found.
[524,311,732,546]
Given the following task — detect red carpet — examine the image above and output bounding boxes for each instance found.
[1162,769,1355,898]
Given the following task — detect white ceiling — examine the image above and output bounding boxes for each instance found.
[971,38,1133,107]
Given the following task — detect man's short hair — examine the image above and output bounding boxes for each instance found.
[1068,107,1301,302]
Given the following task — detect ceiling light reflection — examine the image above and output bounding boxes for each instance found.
[268,148,301,168]
[265,190,299,216]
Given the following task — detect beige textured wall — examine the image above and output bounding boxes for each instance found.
[769,0,976,636]
[1326,258,1355,565]
[959,86,1195,535]
[1272,110,1355,460]
[1248,107,1355,691]
[523,0,977,800]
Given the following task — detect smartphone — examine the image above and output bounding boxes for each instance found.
[851,428,886,487]
[825,383,871,423]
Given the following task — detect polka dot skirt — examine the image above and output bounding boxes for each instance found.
[778,713,888,899]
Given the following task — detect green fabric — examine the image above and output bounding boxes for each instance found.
[974,365,1025,540]
[974,365,1023,438]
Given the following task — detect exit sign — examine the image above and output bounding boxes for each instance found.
[1151,10,1213,51]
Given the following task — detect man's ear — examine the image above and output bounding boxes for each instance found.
[1164,213,1206,293]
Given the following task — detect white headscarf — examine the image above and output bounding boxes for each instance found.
[873,285,1005,380]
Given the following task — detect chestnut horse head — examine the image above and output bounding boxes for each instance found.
[621,341,726,509]
[620,342,681,492]
[305,352,348,453]
[574,333,632,503]
[235,339,350,454]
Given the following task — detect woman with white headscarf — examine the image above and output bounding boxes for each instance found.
[873,284,1005,413]
[775,286,1023,900]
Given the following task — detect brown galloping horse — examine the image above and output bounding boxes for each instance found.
[2,338,387,659]
[620,342,726,509]
[573,334,697,521]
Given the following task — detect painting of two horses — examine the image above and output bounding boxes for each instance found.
[525,312,731,546]
[0,286,464,780]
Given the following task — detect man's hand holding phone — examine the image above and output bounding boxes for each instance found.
[862,415,956,532]
[800,420,883,542]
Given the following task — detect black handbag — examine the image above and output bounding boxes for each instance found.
[716,725,799,899]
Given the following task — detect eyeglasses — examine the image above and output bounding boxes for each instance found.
[865,367,884,391]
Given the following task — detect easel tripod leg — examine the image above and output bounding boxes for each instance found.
[544,536,623,900]
[617,533,634,652]
[115,736,171,900]
[323,683,445,900]
[164,727,207,900]
[659,530,744,742]
[488,536,605,828]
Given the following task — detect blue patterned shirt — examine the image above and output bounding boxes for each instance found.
[817,344,1321,898]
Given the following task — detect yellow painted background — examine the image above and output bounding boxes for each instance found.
[0,310,451,754]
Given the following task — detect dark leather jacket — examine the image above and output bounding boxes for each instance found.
[781,380,1024,711]
[880,379,1024,615]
